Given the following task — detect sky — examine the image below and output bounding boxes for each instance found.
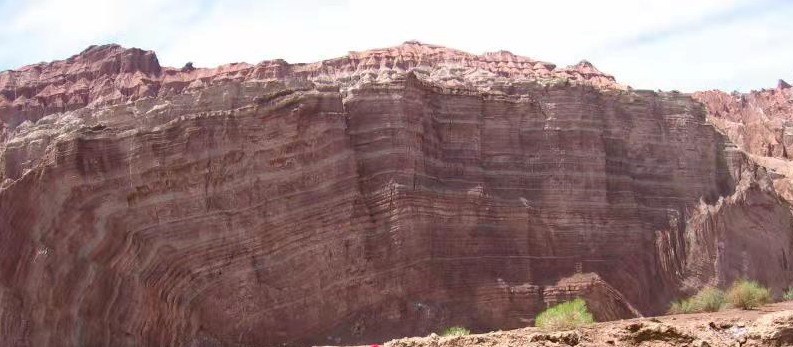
[0,0,791,92]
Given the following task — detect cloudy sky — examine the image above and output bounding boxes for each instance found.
[0,0,791,92]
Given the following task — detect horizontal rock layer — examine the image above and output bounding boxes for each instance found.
[1,44,792,346]
[0,42,620,129]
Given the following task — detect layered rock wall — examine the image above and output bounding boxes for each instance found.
[1,43,792,346]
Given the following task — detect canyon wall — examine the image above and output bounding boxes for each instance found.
[1,43,792,346]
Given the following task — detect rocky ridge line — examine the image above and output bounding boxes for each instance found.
[694,81,793,159]
[0,41,620,128]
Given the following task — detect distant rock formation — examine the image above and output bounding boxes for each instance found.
[180,62,195,72]
[0,41,622,128]
[694,84,793,159]
[1,42,792,346]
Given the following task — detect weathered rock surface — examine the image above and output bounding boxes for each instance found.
[379,302,793,347]
[0,42,621,130]
[0,42,792,346]
[694,83,793,159]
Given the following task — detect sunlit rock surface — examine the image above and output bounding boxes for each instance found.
[1,42,792,346]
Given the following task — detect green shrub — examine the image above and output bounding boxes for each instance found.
[668,299,694,314]
[535,298,595,331]
[691,287,726,312]
[727,280,772,309]
[546,77,569,87]
[784,287,793,301]
[441,326,470,337]
[668,287,726,314]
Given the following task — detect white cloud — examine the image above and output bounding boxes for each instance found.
[0,0,790,92]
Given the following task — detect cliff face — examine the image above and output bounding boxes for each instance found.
[0,42,792,346]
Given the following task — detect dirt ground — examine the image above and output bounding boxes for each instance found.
[336,301,793,347]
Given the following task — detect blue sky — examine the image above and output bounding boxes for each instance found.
[0,0,791,92]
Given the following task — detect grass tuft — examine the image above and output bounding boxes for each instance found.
[668,287,726,314]
[727,279,771,309]
[535,298,595,331]
[784,287,793,301]
[440,326,470,337]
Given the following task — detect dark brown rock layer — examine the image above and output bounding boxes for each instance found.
[1,43,792,346]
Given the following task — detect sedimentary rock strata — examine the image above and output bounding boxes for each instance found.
[1,42,792,346]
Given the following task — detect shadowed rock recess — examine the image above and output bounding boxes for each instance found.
[1,42,792,346]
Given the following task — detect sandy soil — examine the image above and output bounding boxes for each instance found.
[336,301,793,347]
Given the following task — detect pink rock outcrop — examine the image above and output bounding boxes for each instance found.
[0,43,791,346]
[694,83,793,159]
[0,42,622,129]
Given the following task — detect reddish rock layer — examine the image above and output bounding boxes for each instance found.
[0,42,621,128]
[0,44,791,347]
[694,82,793,159]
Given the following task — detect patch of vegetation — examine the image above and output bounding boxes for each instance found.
[535,298,595,331]
[727,279,772,309]
[668,300,694,315]
[668,287,726,314]
[784,287,793,301]
[441,326,471,337]
[545,77,570,87]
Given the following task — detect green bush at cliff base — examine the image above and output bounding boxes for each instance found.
[728,280,771,309]
[668,287,726,314]
[535,298,595,331]
[441,326,471,337]
[668,300,694,314]
[784,287,793,301]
